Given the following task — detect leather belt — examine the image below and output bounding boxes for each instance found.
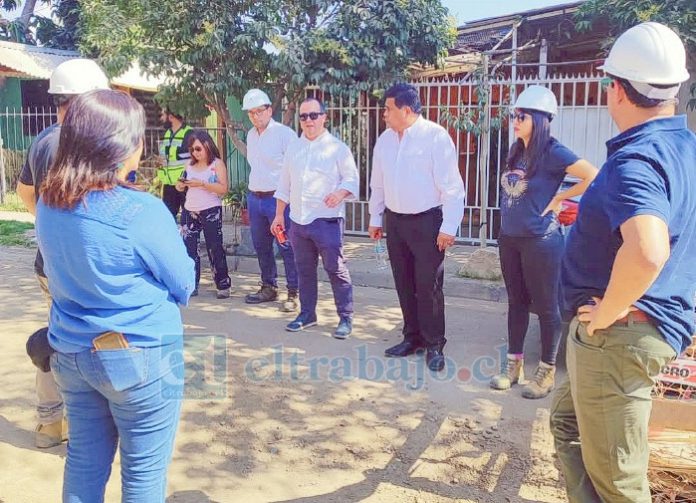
[613,310,651,325]
[385,206,442,218]
[577,309,651,326]
[250,190,275,198]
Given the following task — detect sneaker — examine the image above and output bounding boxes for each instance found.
[521,362,556,399]
[333,316,352,340]
[245,284,278,304]
[216,288,231,299]
[280,289,299,312]
[35,417,68,448]
[285,313,318,332]
[490,354,524,390]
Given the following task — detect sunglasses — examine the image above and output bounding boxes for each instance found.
[190,146,204,153]
[600,76,615,92]
[511,112,529,122]
[248,105,270,116]
[299,112,325,122]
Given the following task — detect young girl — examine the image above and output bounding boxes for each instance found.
[175,130,232,298]
[491,86,598,399]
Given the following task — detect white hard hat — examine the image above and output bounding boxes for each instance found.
[48,58,110,95]
[242,89,271,110]
[599,22,689,99]
[513,85,558,118]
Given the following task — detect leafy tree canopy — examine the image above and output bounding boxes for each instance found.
[576,0,695,110]
[576,0,695,54]
[1,0,81,49]
[80,0,456,153]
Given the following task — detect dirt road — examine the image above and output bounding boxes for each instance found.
[0,246,566,503]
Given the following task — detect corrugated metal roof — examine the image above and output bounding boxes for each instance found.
[0,40,165,92]
[456,27,511,52]
[0,40,74,79]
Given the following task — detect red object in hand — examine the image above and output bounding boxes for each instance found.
[558,201,579,226]
[274,224,288,245]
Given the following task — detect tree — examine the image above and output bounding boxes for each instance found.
[80,0,455,156]
[576,0,696,109]
[0,0,82,49]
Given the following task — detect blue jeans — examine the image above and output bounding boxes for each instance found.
[50,340,184,503]
[289,217,353,319]
[247,192,298,290]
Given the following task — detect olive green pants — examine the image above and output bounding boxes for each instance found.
[550,316,676,502]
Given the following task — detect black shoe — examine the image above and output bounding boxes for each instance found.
[426,348,445,372]
[384,340,424,358]
[245,284,278,304]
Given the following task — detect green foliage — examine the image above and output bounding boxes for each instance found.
[576,0,696,110]
[1,0,82,49]
[79,0,455,130]
[0,192,28,212]
[223,181,249,209]
[439,63,508,136]
[576,0,695,52]
[0,220,34,247]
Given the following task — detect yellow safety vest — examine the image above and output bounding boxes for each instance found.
[157,125,192,185]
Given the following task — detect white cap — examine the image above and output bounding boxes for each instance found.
[514,85,558,118]
[48,58,110,95]
[242,89,271,110]
[599,22,689,99]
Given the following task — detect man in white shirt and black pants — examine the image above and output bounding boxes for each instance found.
[368,83,465,371]
[273,97,359,339]
[242,89,299,311]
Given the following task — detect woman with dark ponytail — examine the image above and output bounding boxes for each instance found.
[490,85,598,399]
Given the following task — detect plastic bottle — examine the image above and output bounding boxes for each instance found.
[374,238,389,269]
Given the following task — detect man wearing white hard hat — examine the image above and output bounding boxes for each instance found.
[17,58,110,448]
[241,89,299,311]
[551,22,695,502]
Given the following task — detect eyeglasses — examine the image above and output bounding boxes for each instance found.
[248,105,270,117]
[299,112,325,122]
[511,112,528,122]
[600,76,615,92]
[190,146,203,153]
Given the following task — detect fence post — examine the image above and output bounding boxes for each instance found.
[0,135,5,205]
[478,54,492,248]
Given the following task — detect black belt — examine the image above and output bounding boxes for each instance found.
[249,190,275,198]
[385,206,442,218]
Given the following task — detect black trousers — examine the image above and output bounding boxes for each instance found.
[498,230,564,365]
[385,207,446,350]
[162,184,186,221]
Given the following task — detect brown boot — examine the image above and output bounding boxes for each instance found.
[490,355,524,390]
[521,362,556,399]
[280,289,298,312]
[35,417,68,448]
[245,284,278,304]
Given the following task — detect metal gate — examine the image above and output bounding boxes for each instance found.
[313,72,618,244]
[1,73,617,244]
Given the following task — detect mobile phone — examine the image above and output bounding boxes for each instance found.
[178,176,188,183]
[92,331,129,350]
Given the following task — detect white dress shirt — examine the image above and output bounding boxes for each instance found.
[275,131,359,225]
[368,116,465,235]
[246,119,298,191]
